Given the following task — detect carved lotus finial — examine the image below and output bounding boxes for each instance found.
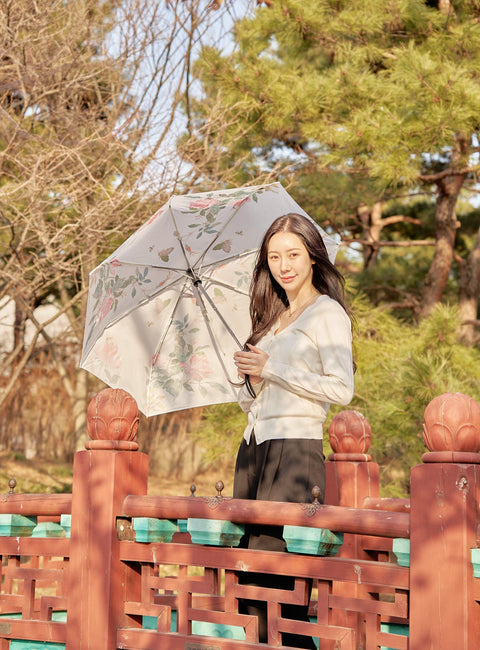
[423,392,480,452]
[87,388,139,442]
[329,410,371,454]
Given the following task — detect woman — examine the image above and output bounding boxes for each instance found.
[233,212,354,648]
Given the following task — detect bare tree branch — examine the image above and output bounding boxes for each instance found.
[0,0,243,449]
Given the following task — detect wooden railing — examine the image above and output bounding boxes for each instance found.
[0,389,479,649]
[0,493,71,647]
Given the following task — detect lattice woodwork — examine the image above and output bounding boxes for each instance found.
[119,539,409,649]
[0,539,68,644]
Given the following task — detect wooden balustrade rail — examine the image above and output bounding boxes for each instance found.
[122,494,411,538]
[0,494,72,515]
[362,497,411,513]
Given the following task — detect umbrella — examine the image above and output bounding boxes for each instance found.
[79,182,338,416]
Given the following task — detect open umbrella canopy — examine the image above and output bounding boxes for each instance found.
[80,182,338,416]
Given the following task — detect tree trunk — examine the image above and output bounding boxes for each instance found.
[357,202,383,269]
[419,173,465,318]
[356,201,422,271]
[13,297,28,359]
[458,225,480,344]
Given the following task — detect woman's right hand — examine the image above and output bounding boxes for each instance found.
[234,368,263,385]
[233,345,267,385]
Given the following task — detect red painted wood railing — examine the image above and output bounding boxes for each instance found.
[0,389,478,649]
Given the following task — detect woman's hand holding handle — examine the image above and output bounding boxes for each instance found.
[234,344,268,385]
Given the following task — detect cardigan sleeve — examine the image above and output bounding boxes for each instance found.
[260,303,354,406]
[237,379,265,414]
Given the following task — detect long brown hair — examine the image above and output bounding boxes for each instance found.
[245,213,351,347]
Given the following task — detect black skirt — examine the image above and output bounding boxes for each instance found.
[234,434,325,551]
[233,434,324,648]
[234,435,326,506]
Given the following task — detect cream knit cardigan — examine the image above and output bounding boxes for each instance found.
[238,295,354,444]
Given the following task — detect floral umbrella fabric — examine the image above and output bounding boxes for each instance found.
[80,182,338,416]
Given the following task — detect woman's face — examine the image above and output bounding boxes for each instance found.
[267,231,314,297]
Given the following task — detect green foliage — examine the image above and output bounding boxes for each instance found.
[349,295,480,496]
[194,402,246,466]
[191,0,480,188]
[356,245,435,315]
[288,170,378,230]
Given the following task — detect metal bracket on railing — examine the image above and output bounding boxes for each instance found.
[202,480,232,509]
[302,485,323,517]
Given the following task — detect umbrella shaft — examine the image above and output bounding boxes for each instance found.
[192,278,244,350]
[190,275,255,399]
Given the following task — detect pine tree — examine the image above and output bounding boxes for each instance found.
[188,0,480,332]
[349,294,479,492]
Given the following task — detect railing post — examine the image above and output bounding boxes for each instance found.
[66,388,148,650]
[409,392,480,650]
[324,410,379,640]
[325,409,379,514]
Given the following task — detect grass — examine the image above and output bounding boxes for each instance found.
[0,450,233,497]
[0,452,74,494]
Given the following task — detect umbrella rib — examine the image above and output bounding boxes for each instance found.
[194,248,257,272]
[145,279,189,411]
[191,282,240,386]
[135,249,255,278]
[106,260,189,274]
[192,195,264,271]
[195,282,244,349]
[168,200,195,273]
[201,277,250,298]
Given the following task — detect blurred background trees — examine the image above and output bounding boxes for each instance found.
[1,0,479,495]
[0,0,242,462]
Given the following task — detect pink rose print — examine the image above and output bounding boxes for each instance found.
[181,354,212,381]
[98,291,114,322]
[189,198,219,210]
[95,338,121,369]
[232,197,249,208]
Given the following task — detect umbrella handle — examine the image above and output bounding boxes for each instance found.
[245,375,256,399]
[243,342,256,398]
